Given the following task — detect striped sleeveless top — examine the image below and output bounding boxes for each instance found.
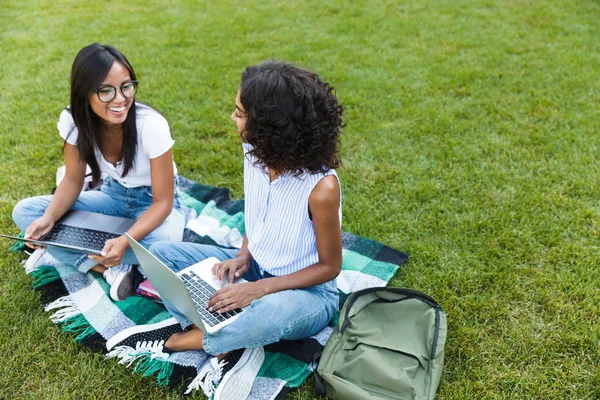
[242,143,342,276]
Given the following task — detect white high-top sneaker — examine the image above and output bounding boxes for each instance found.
[103,264,135,301]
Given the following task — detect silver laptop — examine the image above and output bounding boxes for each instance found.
[0,210,136,255]
[125,233,247,334]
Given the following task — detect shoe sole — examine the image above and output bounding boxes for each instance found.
[24,249,60,273]
[105,317,179,351]
[109,268,135,301]
[23,249,47,273]
[214,346,265,400]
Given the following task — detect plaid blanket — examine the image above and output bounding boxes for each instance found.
[26,176,409,398]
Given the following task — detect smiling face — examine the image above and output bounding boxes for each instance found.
[231,89,248,142]
[88,61,134,127]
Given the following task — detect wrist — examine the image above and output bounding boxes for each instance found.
[119,234,131,249]
[254,279,272,296]
[236,250,252,262]
[41,212,57,225]
[258,276,280,295]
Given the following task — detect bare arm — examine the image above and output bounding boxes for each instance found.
[44,143,87,221]
[212,234,252,283]
[90,149,175,266]
[208,175,342,312]
[126,149,175,240]
[258,175,341,291]
[24,142,86,242]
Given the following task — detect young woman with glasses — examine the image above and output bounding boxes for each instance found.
[12,43,186,301]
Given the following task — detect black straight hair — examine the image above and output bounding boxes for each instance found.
[68,43,138,185]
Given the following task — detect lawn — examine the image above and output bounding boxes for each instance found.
[1,0,599,399]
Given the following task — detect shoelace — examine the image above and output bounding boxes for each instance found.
[188,350,243,396]
[213,358,227,382]
[213,350,242,381]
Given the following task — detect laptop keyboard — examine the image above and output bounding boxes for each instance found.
[181,271,242,327]
[43,224,120,253]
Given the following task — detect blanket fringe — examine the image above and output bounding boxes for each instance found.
[107,340,171,366]
[73,324,98,343]
[66,316,97,341]
[31,266,61,289]
[185,360,215,396]
[185,374,204,395]
[107,341,173,386]
[134,355,173,387]
[44,295,80,323]
[42,295,99,342]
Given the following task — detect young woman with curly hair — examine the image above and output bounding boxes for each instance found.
[149,60,344,399]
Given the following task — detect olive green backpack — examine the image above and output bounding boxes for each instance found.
[315,287,447,400]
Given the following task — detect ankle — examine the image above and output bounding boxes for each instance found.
[164,328,205,351]
[91,264,107,274]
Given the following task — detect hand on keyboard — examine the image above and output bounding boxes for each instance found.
[88,235,129,267]
[24,216,55,249]
[207,280,265,314]
[212,254,252,284]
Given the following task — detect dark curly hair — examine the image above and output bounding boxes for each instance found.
[239,61,343,175]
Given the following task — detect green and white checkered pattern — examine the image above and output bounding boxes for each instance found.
[27,176,408,398]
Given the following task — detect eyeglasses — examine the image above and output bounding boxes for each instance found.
[94,80,139,103]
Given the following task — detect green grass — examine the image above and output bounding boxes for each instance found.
[1,0,600,398]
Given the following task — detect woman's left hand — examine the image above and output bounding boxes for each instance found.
[207,281,266,314]
[88,235,129,267]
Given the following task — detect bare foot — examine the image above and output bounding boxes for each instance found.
[165,325,205,351]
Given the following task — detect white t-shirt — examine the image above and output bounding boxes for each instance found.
[57,103,177,188]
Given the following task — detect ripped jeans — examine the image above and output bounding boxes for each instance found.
[149,241,339,356]
[12,176,187,273]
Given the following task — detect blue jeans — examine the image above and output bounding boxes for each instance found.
[149,241,339,356]
[12,176,187,273]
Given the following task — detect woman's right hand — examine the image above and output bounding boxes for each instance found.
[212,253,252,284]
[24,216,55,249]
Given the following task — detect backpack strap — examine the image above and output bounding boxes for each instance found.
[312,350,326,396]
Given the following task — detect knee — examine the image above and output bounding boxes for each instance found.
[251,292,333,340]
[12,197,44,228]
[148,241,171,259]
[245,296,293,334]
[145,218,185,243]
[12,198,29,220]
